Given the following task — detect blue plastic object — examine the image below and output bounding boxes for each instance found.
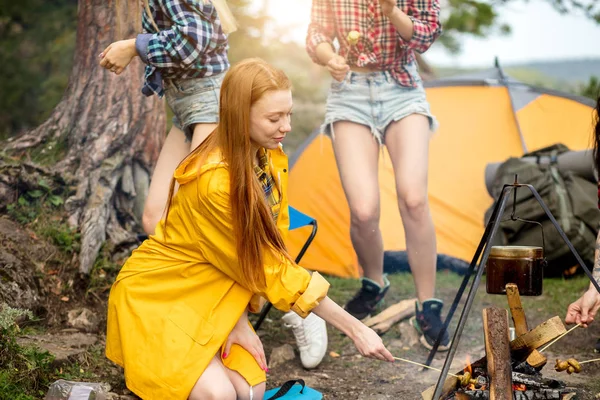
[288,206,315,231]
[264,380,323,400]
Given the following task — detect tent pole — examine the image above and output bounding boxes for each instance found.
[495,56,528,153]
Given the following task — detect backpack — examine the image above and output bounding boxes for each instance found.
[484,144,599,277]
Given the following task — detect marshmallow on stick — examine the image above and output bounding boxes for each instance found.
[344,30,361,62]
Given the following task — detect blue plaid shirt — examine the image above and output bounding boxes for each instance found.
[135,0,230,97]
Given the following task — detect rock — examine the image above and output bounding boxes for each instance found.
[17,332,98,366]
[67,308,99,332]
[388,339,405,349]
[397,321,420,347]
[106,394,138,400]
[268,344,296,368]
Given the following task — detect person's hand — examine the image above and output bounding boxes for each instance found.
[99,39,137,75]
[351,324,395,362]
[565,287,600,327]
[223,314,268,371]
[378,0,397,17]
[326,54,350,82]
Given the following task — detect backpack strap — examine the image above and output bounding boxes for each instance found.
[266,379,306,400]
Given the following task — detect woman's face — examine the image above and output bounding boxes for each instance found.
[249,89,293,150]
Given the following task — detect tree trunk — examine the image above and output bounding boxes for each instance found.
[6,0,165,274]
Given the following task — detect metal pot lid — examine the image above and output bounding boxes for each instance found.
[489,245,544,258]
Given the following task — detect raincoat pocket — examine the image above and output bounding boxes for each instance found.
[168,302,215,346]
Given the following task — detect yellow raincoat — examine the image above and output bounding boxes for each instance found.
[106,145,330,399]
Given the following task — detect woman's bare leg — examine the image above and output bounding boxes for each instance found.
[384,114,436,302]
[141,123,216,235]
[188,356,237,400]
[141,125,191,235]
[224,367,266,400]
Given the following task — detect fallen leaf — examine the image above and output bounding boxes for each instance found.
[329,351,340,358]
[60,296,69,302]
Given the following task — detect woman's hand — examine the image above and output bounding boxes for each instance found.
[224,312,268,371]
[99,39,137,75]
[565,287,600,327]
[326,54,350,82]
[379,0,397,17]
[351,324,395,362]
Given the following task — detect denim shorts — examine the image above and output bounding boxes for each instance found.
[321,63,438,144]
[164,72,224,141]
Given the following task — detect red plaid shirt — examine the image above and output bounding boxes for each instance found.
[306,0,441,87]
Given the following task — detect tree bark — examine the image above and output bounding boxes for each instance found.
[5,0,165,274]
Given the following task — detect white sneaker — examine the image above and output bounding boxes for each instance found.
[282,311,328,369]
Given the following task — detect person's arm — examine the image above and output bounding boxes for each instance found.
[136,0,219,69]
[565,229,600,327]
[379,0,441,54]
[306,0,336,66]
[195,168,330,318]
[311,297,395,362]
[594,229,600,286]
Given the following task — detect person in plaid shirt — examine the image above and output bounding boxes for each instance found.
[565,95,600,353]
[98,0,235,236]
[306,0,450,351]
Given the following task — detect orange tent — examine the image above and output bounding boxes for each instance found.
[285,66,597,278]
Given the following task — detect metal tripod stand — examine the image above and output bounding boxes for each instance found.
[426,176,600,400]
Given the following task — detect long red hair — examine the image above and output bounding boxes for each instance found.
[165,58,294,292]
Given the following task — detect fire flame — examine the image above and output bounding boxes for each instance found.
[463,355,476,389]
[463,355,473,375]
[513,383,527,391]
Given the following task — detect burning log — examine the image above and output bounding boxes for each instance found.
[483,307,513,400]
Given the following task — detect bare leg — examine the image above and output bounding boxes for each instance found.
[331,121,384,286]
[141,125,191,235]
[141,123,216,235]
[190,122,217,151]
[384,114,436,302]
[223,368,266,400]
[188,356,237,400]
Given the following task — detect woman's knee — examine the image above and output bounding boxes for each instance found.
[349,202,380,229]
[397,189,429,218]
[188,380,237,400]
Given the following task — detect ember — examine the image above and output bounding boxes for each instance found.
[512,383,526,391]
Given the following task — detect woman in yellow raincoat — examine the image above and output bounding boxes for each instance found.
[106,58,394,400]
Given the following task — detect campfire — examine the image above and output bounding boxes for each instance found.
[422,284,582,400]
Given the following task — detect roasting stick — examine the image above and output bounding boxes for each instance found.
[393,356,461,378]
[579,357,600,365]
[539,323,581,352]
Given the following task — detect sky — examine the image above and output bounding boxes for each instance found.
[262,0,600,68]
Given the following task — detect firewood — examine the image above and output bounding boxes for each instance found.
[371,306,415,334]
[505,283,528,336]
[421,375,459,400]
[483,307,513,400]
[510,316,566,352]
[525,349,547,368]
[363,298,416,329]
